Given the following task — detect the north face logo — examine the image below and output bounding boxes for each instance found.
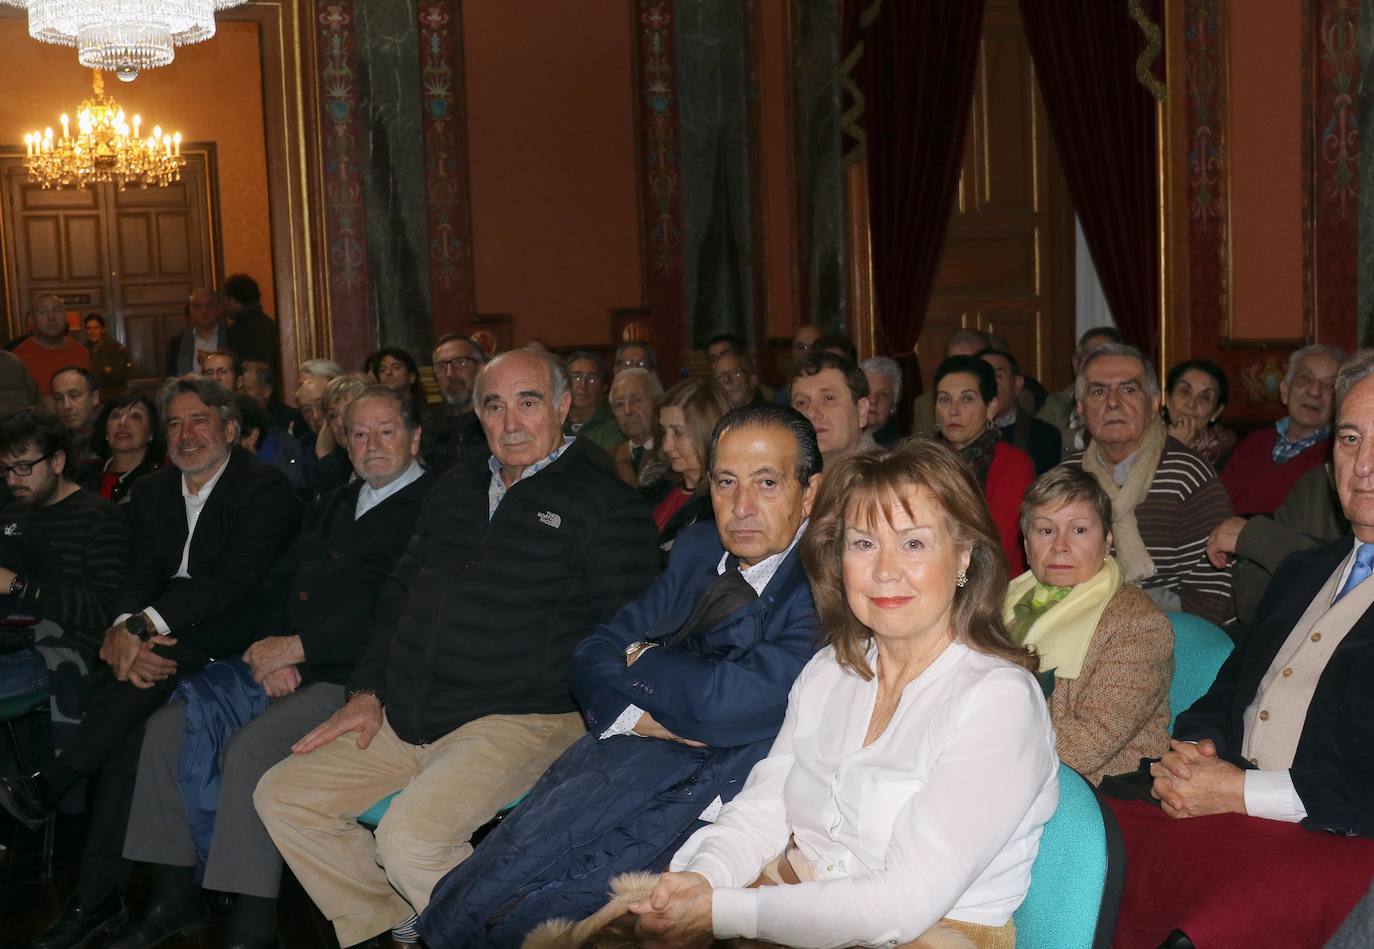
[537,510,561,529]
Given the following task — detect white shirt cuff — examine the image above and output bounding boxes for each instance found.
[1243,769,1308,823]
[599,704,645,739]
[711,887,759,941]
[114,612,131,626]
[143,607,171,636]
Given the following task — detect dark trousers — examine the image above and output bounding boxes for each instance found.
[52,643,209,904]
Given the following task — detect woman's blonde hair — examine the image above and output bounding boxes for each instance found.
[659,378,732,493]
[800,439,1038,679]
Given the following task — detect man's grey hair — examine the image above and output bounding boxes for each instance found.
[1335,350,1374,412]
[157,374,241,433]
[615,340,657,371]
[611,366,664,402]
[1284,344,1348,389]
[710,403,822,487]
[476,348,570,407]
[27,294,62,317]
[860,356,903,403]
[1074,343,1160,403]
[299,358,344,381]
[345,383,421,433]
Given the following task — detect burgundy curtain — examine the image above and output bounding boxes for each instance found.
[843,0,986,393]
[1019,0,1162,360]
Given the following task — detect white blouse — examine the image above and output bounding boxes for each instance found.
[670,641,1059,949]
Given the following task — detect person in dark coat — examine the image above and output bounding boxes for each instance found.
[0,376,300,949]
[253,349,659,948]
[419,403,822,948]
[223,273,280,371]
[116,385,433,949]
[978,348,1062,474]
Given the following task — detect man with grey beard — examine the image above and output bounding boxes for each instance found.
[420,334,490,475]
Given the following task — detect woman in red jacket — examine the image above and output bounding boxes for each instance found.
[933,354,1036,575]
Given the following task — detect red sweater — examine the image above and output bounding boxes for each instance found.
[987,441,1035,576]
[1220,427,1330,516]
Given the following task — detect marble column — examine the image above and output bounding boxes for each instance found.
[353,0,432,354]
[675,0,756,348]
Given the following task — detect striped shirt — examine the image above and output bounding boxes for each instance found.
[1069,438,1234,625]
[0,487,129,649]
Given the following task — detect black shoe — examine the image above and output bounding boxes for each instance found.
[0,772,52,831]
[30,894,129,949]
[106,896,211,949]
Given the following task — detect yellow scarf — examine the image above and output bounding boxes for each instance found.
[1002,556,1123,679]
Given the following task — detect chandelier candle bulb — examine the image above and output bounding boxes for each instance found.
[59,113,68,138]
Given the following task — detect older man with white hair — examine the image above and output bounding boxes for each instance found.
[254,348,659,947]
[1220,343,1345,516]
[1067,343,1234,625]
[609,367,665,487]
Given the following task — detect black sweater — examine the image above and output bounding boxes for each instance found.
[349,437,659,744]
[251,472,434,685]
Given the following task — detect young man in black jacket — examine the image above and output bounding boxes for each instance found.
[113,385,434,949]
[255,349,659,948]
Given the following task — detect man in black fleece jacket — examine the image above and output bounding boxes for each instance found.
[255,348,658,948]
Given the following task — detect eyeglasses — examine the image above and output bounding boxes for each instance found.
[569,372,603,385]
[714,369,746,384]
[0,453,54,478]
[792,341,813,353]
[435,356,478,374]
[615,358,651,370]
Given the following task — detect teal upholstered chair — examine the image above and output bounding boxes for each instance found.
[0,689,56,879]
[1015,763,1124,949]
[358,790,527,846]
[1165,611,1234,731]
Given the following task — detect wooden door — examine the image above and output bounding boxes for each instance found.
[0,146,220,388]
[916,0,1076,393]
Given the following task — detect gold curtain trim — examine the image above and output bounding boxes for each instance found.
[1128,0,1167,101]
[839,0,883,167]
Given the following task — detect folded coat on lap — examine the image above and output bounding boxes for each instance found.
[419,521,820,949]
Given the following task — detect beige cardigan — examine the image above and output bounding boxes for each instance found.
[1047,584,1174,784]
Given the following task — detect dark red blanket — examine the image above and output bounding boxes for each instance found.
[1108,798,1374,948]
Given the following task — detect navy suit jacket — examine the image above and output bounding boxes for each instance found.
[1175,535,1374,836]
[571,520,818,748]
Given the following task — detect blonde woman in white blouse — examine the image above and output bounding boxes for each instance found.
[630,440,1059,949]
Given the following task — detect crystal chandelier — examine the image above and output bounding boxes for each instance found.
[23,70,185,190]
[1,0,248,80]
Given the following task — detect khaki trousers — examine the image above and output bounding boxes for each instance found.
[253,710,585,946]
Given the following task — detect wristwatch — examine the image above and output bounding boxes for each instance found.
[125,612,152,641]
[624,641,656,666]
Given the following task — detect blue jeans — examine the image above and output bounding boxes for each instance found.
[0,647,49,699]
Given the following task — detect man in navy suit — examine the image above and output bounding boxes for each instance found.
[420,402,823,948]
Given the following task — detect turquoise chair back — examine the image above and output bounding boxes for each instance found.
[357,790,527,829]
[1165,611,1233,731]
[1015,763,1122,949]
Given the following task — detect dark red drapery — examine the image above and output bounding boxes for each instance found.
[1019,0,1163,361]
[843,0,986,382]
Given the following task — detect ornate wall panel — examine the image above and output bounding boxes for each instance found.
[417,3,476,339]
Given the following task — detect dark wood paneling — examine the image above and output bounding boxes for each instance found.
[2,147,219,388]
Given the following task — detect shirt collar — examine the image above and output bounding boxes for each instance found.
[717,519,808,596]
[487,436,574,485]
[357,459,424,514]
[181,452,231,501]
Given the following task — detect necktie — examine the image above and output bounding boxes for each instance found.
[631,444,645,471]
[1334,544,1374,603]
[664,566,759,647]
